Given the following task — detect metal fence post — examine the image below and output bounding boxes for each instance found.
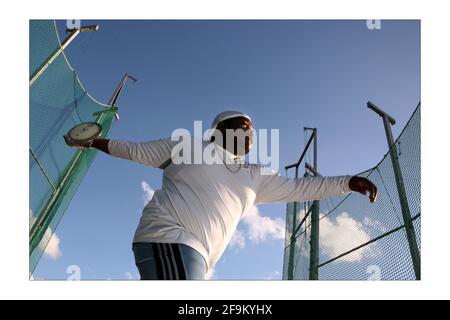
[367,101,421,280]
[285,132,316,280]
[309,200,320,280]
[287,167,299,280]
[305,128,319,280]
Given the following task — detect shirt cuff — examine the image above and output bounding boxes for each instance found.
[342,175,353,194]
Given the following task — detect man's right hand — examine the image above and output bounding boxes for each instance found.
[63,135,92,149]
[348,176,378,203]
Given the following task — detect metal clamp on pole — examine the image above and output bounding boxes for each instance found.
[305,162,322,177]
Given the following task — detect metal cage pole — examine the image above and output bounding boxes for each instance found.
[367,101,421,280]
[284,130,316,280]
[305,128,319,280]
[286,166,299,280]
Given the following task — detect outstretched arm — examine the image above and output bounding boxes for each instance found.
[254,168,377,204]
[64,135,176,168]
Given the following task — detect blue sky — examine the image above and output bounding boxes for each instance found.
[32,20,420,280]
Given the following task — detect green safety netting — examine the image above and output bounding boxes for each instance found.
[283,104,421,280]
[29,20,115,274]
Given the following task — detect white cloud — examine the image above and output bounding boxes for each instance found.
[242,205,285,243]
[229,229,246,250]
[226,206,285,256]
[363,217,389,234]
[43,233,62,260]
[141,181,155,204]
[319,212,379,263]
[30,208,62,260]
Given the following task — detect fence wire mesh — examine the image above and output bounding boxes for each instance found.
[283,104,420,280]
[29,20,114,274]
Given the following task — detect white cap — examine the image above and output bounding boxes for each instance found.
[211,110,252,129]
[205,111,253,141]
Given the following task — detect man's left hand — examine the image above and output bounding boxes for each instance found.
[349,176,378,203]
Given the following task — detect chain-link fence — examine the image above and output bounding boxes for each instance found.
[29,20,115,274]
[283,104,420,280]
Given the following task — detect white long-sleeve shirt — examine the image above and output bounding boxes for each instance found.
[108,138,352,270]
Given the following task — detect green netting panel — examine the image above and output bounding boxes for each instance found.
[397,106,421,222]
[283,104,420,280]
[29,20,60,77]
[282,202,312,280]
[318,228,416,280]
[29,20,115,274]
